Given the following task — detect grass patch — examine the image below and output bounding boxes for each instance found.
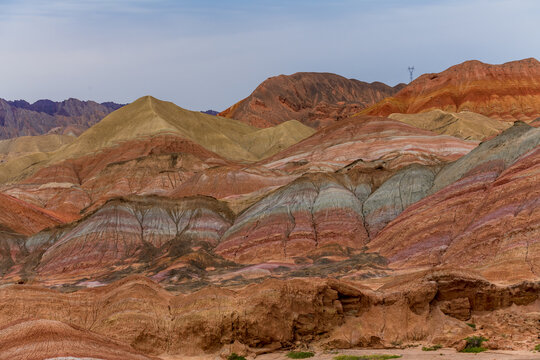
[227,353,246,360]
[460,336,488,353]
[334,355,402,360]
[460,347,487,353]
[534,344,540,351]
[287,351,315,359]
[422,344,442,351]
[466,323,476,330]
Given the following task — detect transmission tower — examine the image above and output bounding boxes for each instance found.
[408,66,415,83]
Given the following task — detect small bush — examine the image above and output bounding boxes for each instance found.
[287,351,315,359]
[228,353,246,360]
[534,344,540,351]
[466,323,476,330]
[334,355,402,360]
[459,336,488,353]
[422,344,442,351]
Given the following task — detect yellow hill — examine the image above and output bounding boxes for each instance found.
[0,96,315,183]
[0,134,75,162]
[241,120,315,159]
[388,110,513,140]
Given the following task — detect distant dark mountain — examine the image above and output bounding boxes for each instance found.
[0,98,124,139]
[201,110,219,116]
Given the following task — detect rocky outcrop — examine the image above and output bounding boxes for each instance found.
[220,72,404,128]
[0,274,538,356]
[362,164,438,237]
[369,123,540,282]
[33,196,234,278]
[216,174,369,263]
[0,98,123,139]
[366,58,540,121]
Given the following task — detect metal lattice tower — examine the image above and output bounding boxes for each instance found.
[408,66,415,83]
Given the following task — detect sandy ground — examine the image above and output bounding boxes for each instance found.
[161,347,540,360]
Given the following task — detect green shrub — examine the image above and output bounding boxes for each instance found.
[459,336,488,353]
[333,355,402,360]
[534,344,540,351]
[466,323,476,330]
[228,353,246,360]
[287,351,315,359]
[422,344,442,351]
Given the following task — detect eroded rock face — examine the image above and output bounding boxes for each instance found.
[0,319,158,360]
[0,193,64,236]
[0,274,538,356]
[2,134,231,219]
[33,196,234,278]
[216,174,369,263]
[366,58,540,121]
[362,164,438,237]
[219,72,404,128]
[259,116,477,172]
[370,123,540,282]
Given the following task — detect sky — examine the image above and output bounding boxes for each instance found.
[0,0,539,111]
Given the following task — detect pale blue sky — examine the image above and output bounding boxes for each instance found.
[0,0,538,110]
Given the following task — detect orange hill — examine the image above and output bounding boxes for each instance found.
[220,72,404,128]
[364,58,540,122]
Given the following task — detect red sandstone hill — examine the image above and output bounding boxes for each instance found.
[0,86,539,356]
[364,58,540,121]
[0,98,123,139]
[219,72,404,128]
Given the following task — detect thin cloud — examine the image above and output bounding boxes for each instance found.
[0,0,538,110]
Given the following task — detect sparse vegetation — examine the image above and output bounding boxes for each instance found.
[534,344,540,351]
[460,347,487,353]
[466,322,476,330]
[422,344,442,351]
[460,336,488,353]
[333,355,402,360]
[287,351,315,358]
[228,353,246,360]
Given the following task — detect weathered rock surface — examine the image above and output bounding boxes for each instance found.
[32,196,234,278]
[216,174,369,263]
[259,116,478,172]
[0,274,538,356]
[220,72,404,128]
[362,164,438,237]
[0,77,538,356]
[0,319,158,360]
[366,58,540,121]
[0,193,64,236]
[0,98,123,139]
[369,123,540,282]
[0,134,228,219]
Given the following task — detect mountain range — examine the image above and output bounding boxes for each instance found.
[0,58,539,359]
[0,98,124,139]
